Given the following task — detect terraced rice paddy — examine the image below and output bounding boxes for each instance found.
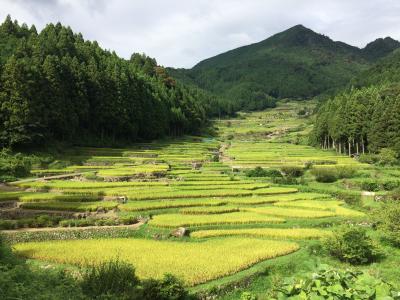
[4,101,369,288]
[13,238,299,285]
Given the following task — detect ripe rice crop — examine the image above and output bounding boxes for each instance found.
[20,201,118,212]
[14,237,299,285]
[274,200,343,210]
[19,193,100,203]
[245,206,336,218]
[179,206,239,214]
[149,212,285,227]
[119,199,226,211]
[191,228,332,239]
[97,164,169,177]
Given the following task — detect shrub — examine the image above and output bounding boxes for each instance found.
[280,166,304,178]
[378,148,398,166]
[311,167,337,183]
[240,291,258,300]
[390,188,400,201]
[360,180,380,192]
[246,167,282,178]
[273,267,399,299]
[0,149,32,180]
[323,227,381,265]
[335,166,357,178]
[141,274,188,300]
[358,153,379,164]
[81,259,140,298]
[375,201,400,247]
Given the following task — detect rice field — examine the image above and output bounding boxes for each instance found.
[190,228,332,239]
[13,238,299,285]
[8,102,370,288]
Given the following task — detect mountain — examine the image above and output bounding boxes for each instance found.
[169,25,399,110]
[353,48,400,87]
[362,37,400,61]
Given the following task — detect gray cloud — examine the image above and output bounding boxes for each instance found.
[1,0,400,67]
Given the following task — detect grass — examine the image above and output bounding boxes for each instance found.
[14,237,299,286]
[190,228,332,239]
[149,212,285,228]
[18,193,100,203]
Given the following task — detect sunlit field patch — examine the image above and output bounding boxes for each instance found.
[244,206,336,218]
[149,212,285,227]
[191,228,331,239]
[20,201,118,212]
[14,238,299,285]
[179,206,240,214]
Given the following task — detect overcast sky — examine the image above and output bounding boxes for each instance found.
[1,0,400,68]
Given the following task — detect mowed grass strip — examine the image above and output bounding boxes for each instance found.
[244,206,336,218]
[149,212,285,228]
[14,238,299,286]
[20,201,118,212]
[191,228,332,239]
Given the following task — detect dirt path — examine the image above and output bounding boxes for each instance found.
[1,221,145,234]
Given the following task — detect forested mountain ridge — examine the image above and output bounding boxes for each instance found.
[0,16,227,148]
[312,43,400,157]
[169,25,399,111]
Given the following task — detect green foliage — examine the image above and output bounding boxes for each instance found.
[0,149,32,180]
[375,201,400,247]
[0,16,217,148]
[358,153,379,164]
[272,267,400,299]
[280,165,304,178]
[323,227,381,265]
[141,274,189,300]
[245,166,282,178]
[378,148,398,166]
[81,259,140,299]
[240,291,258,300]
[311,167,338,183]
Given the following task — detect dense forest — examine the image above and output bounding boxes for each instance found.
[169,25,399,111]
[0,16,230,148]
[312,48,400,157]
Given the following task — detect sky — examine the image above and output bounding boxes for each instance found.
[1,0,400,68]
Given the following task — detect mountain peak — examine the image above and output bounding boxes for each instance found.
[363,36,400,61]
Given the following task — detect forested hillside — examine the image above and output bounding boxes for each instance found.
[312,46,400,157]
[169,25,399,111]
[0,16,227,148]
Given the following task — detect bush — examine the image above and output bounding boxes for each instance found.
[246,166,282,178]
[335,166,357,178]
[273,267,399,299]
[375,201,400,247]
[358,153,379,164]
[311,167,337,183]
[390,188,400,201]
[141,274,188,300]
[378,148,398,166]
[0,149,32,180]
[280,166,304,178]
[360,180,380,192]
[81,259,140,298]
[240,291,258,300]
[323,227,381,265]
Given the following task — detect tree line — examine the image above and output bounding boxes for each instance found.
[311,84,400,157]
[0,16,228,148]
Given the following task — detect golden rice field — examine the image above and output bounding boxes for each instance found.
[190,228,332,239]
[3,102,371,288]
[13,238,300,285]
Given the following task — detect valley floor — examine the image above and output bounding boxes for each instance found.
[1,100,399,298]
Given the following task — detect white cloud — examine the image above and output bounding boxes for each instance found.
[1,0,400,67]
